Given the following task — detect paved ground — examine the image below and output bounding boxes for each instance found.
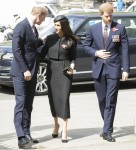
[0,86,136,150]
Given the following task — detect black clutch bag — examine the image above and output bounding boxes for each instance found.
[63,67,72,77]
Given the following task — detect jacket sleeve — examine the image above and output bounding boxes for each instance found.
[83,27,97,58]
[12,24,28,73]
[120,25,130,72]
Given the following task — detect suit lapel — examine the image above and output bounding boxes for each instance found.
[25,18,36,39]
[106,21,116,49]
[97,22,105,48]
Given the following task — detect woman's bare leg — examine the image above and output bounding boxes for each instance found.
[62,118,68,142]
[52,117,59,137]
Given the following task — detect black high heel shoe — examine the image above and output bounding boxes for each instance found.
[62,138,68,143]
[61,131,68,143]
[52,124,60,138]
[52,133,59,138]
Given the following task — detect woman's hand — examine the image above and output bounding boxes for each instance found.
[67,68,73,75]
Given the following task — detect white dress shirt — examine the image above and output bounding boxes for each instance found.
[102,22,111,37]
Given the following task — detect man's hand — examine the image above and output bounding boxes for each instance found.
[96,50,111,59]
[122,72,129,81]
[24,70,32,81]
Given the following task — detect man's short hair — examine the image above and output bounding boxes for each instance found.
[99,3,114,15]
[31,4,48,16]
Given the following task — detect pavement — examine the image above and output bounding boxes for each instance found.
[0,32,4,42]
[0,85,136,150]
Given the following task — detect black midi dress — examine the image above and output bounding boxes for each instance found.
[44,33,76,119]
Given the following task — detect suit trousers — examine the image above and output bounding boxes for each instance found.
[94,64,120,134]
[13,74,37,138]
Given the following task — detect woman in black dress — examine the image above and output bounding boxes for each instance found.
[42,15,78,142]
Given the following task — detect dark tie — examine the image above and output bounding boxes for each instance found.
[103,25,108,48]
[32,25,38,39]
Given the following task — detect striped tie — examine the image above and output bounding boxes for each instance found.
[32,25,38,39]
[103,25,108,48]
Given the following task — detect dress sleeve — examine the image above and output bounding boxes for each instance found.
[38,36,49,60]
[70,41,77,61]
[70,41,77,69]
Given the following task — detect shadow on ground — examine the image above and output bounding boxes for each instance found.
[0,125,134,150]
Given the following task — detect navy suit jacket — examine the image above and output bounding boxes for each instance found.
[83,21,130,79]
[10,18,39,77]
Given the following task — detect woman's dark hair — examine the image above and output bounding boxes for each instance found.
[54,15,79,42]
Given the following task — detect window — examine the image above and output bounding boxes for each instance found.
[77,19,101,35]
[67,16,85,32]
[114,17,136,38]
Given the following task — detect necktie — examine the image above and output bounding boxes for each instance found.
[32,25,38,39]
[103,25,108,48]
[32,25,39,48]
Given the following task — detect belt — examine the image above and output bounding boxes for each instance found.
[49,58,68,61]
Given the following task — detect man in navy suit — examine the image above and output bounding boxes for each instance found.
[83,3,129,142]
[10,5,48,149]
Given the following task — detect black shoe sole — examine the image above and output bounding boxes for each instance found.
[103,137,116,142]
[18,142,32,149]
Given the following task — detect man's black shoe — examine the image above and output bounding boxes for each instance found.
[25,134,39,143]
[102,133,116,142]
[100,132,104,137]
[18,137,32,149]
